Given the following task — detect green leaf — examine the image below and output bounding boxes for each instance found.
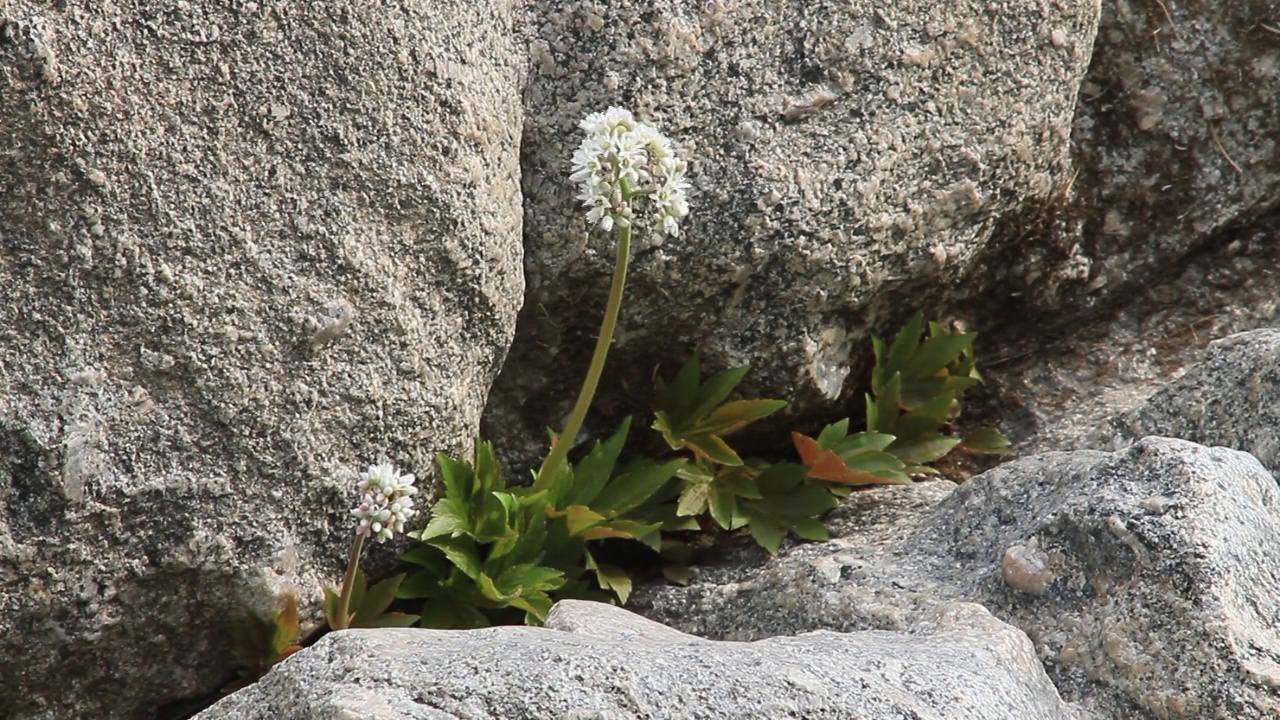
[790,516,830,542]
[903,332,977,379]
[558,504,607,535]
[494,563,566,596]
[708,486,744,530]
[962,426,1014,454]
[351,573,406,627]
[870,373,903,434]
[747,519,785,554]
[816,418,850,447]
[754,462,809,496]
[592,561,634,605]
[884,313,924,379]
[416,498,468,540]
[830,431,895,455]
[322,586,342,629]
[684,433,743,466]
[756,483,840,517]
[715,465,763,500]
[396,568,445,600]
[667,355,704,419]
[435,453,472,507]
[428,536,483,581]
[688,364,752,424]
[581,519,663,542]
[888,435,962,464]
[697,399,787,436]
[592,459,684,516]
[563,418,631,507]
[358,612,420,628]
[676,481,710,517]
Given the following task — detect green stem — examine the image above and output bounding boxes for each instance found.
[333,532,365,630]
[534,224,632,490]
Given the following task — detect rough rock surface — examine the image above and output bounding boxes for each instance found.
[632,438,1280,719]
[487,0,1100,449]
[199,599,1080,720]
[1088,328,1280,472]
[1057,0,1280,307]
[0,2,524,718]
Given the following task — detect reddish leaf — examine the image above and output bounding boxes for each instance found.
[793,433,912,486]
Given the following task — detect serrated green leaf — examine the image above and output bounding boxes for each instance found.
[708,486,744,530]
[817,418,850,447]
[358,612,420,628]
[676,481,710,517]
[684,433,743,466]
[494,563,566,596]
[563,418,631,507]
[902,332,977,379]
[962,426,1014,454]
[435,453,472,507]
[428,536,483,581]
[871,373,902,434]
[592,562,633,604]
[416,498,468,541]
[592,459,684,516]
[755,461,809,496]
[352,573,405,627]
[888,435,962,464]
[747,519,785,554]
[790,516,830,542]
[696,399,787,436]
[885,313,924,378]
[688,364,752,424]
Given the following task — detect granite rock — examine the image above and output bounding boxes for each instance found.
[488,0,1100,444]
[633,437,1280,719]
[198,599,1081,720]
[0,2,524,718]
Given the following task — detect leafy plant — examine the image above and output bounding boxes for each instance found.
[648,356,843,554]
[322,570,419,630]
[226,593,303,692]
[794,312,1011,484]
[398,429,683,628]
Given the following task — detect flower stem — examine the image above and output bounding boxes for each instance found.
[534,225,632,490]
[333,532,365,630]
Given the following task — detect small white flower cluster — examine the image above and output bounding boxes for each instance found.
[351,463,418,543]
[569,107,691,237]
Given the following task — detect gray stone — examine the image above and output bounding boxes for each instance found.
[488,0,1099,445]
[0,2,524,718]
[1059,0,1280,308]
[1088,328,1280,474]
[199,599,1079,720]
[632,438,1280,719]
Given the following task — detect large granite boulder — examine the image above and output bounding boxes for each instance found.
[633,437,1280,719]
[198,599,1082,720]
[0,1,524,718]
[488,0,1100,443]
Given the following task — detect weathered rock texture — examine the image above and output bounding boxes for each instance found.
[1058,0,1280,305]
[1090,328,1280,472]
[487,0,1100,449]
[199,599,1080,720]
[633,438,1280,719]
[0,2,524,718]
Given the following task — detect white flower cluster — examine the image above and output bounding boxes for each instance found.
[569,107,691,237]
[351,463,418,543]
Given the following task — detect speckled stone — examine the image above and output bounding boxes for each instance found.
[0,2,524,718]
[488,0,1100,441]
[198,600,1081,720]
[632,438,1280,719]
[1089,328,1280,474]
